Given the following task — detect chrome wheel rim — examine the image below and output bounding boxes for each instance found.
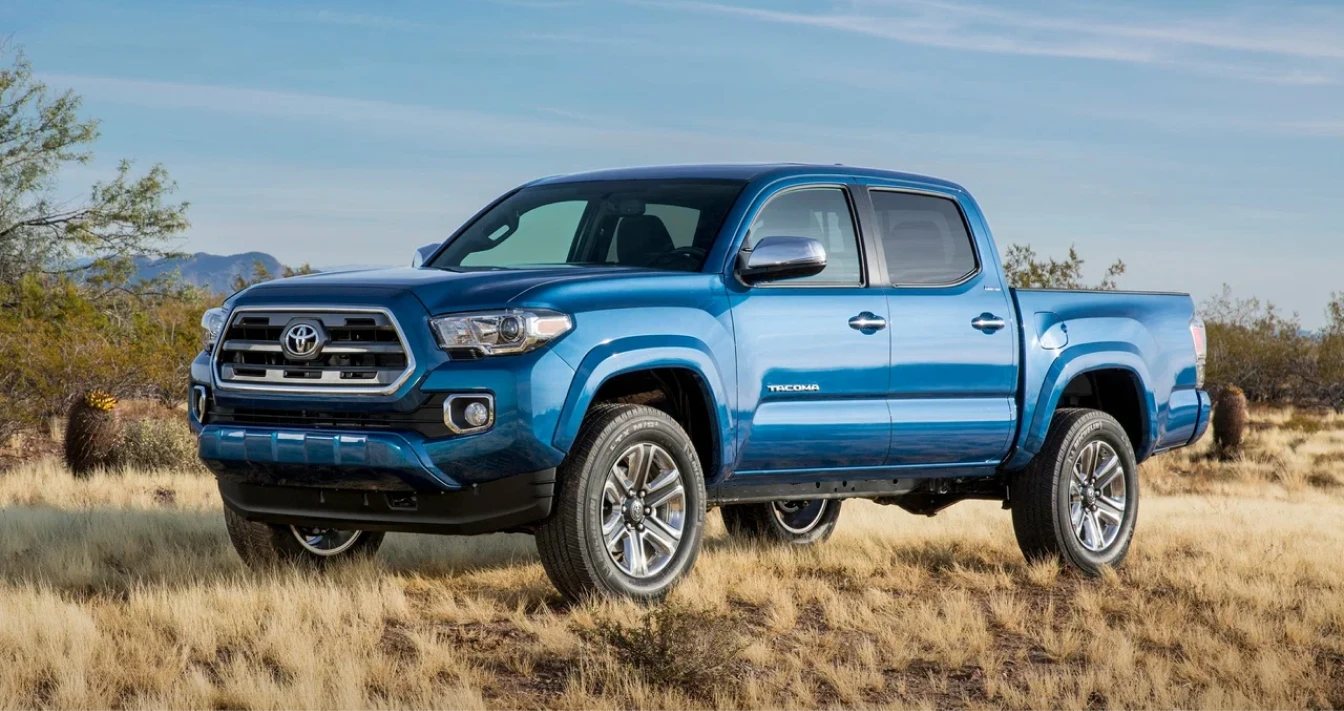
[601,442,686,579]
[771,500,828,534]
[1068,440,1127,552]
[290,526,363,556]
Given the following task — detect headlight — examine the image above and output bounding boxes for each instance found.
[430,309,572,356]
[201,307,228,349]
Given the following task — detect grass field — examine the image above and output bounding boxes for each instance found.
[2,409,1343,709]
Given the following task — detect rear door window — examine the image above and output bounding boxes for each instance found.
[869,191,978,286]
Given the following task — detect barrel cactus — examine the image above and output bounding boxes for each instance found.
[1212,386,1248,459]
[64,390,121,476]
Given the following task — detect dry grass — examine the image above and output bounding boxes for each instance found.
[1144,406,1344,498]
[1,409,1343,709]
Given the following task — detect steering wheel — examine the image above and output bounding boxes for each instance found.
[647,246,708,271]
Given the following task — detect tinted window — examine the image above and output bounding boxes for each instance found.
[870,191,978,286]
[746,187,862,285]
[605,203,702,261]
[461,201,584,266]
[432,180,745,272]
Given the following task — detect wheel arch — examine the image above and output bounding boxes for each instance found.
[553,337,733,481]
[1011,348,1157,468]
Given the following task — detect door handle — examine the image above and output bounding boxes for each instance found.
[972,313,1006,332]
[849,312,887,332]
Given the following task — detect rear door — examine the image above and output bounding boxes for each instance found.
[728,183,892,474]
[857,186,1019,466]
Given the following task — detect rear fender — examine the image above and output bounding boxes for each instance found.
[1008,344,1156,470]
[553,335,734,479]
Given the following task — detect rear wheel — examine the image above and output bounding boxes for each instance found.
[721,499,842,545]
[535,404,706,602]
[224,506,384,568]
[1011,408,1138,575]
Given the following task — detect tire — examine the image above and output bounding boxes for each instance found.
[223,506,384,568]
[535,404,706,602]
[721,499,842,546]
[1011,408,1139,576]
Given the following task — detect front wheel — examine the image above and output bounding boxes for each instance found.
[721,499,842,545]
[535,404,706,602]
[224,506,384,568]
[1011,408,1138,575]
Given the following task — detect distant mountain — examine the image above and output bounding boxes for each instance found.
[134,252,285,294]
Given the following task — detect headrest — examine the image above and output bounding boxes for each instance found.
[616,215,674,265]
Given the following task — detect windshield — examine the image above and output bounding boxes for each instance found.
[429,179,747,272]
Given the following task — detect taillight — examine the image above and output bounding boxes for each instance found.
[1190,315,1207,388]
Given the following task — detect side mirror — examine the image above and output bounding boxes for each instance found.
[411,242,439,268]
[737,236,827,284]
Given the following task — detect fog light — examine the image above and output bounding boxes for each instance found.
[443,393,495,434]
[464,401,490,427]
[190,385,208,424]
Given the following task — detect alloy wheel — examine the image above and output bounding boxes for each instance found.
[771,500,829,534]
[601,442,687,578]
[1068,440,1127,552]
[290,526,364,556]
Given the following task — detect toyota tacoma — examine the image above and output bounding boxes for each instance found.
[190,164,1210,601]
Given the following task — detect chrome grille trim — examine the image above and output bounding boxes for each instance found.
[212,305,416,396]
[220,341,405,355]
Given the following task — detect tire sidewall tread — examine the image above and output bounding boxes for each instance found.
[1011,408,1139,576]
[536,404,706,602]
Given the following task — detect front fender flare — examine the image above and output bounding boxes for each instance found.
[552,335,734,476]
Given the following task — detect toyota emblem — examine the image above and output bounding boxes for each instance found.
[281,321,325,360]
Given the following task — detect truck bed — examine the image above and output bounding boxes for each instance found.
[1007,288,1207,469]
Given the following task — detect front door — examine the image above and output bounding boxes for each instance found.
[862,187,1018,466]
[729,185,891,474]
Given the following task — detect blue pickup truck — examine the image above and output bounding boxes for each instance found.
[191,164,1210,600]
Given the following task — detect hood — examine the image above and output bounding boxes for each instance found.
[239,265,661,314]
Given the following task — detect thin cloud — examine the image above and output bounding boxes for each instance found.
[38,73,842,159]
[313,10,428,31]
[1278,120,1344,137]
[490,0,589,7]
[639,0,1343,83]
[858,0,1344,60]
[640,1,1155,62]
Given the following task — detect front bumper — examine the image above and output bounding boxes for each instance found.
[191,325,575,488]
[191,293,579,535]
[218,468,556,535]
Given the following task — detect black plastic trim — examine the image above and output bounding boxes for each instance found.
[209,394,452,438]
[709,477,919,505]
[218,468,557,535]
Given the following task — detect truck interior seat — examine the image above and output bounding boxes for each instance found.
[615,214,675,266]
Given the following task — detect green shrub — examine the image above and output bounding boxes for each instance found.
[113,415,202,472]
[0,276,218,440]
[576,602,745,696]
[1201,286,1344,410]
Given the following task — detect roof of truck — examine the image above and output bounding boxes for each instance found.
[528,163,967,193]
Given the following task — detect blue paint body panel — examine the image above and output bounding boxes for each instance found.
[190,164,1207,526]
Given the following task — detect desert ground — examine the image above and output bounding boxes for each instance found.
[1,409,1343,710]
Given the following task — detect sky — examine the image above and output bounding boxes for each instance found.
[4,0,1342,325]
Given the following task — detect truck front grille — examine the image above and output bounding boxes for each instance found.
[214,307,414,394]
